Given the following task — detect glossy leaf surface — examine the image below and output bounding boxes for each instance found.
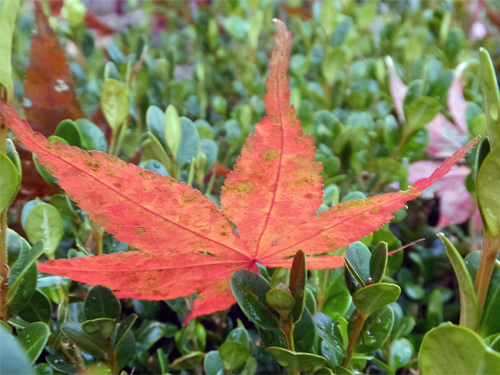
[438,233,478,330]
[420,325,500,374]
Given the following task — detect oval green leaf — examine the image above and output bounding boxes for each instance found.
[0,151,20,212]
[219,341,251,371]
[355,305,394,353]
[24,203,63,257]
[438,233,478,330]
[266,347,326,374]
[0,325,33,375]
[82,318,117,340]
[477,144,500,237]
[480,48,500,148]
[230,270,280,330]
[352,283,401,319]
[55,120,82,147]
[100,79,129,131]
[18,322,50,364]
[84,285,121,322]
[18,290,52,324]
[369,242,388,284]
[420,324,500,374]
[405,96,440,132]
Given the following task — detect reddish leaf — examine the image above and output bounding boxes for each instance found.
[84,12,116,36]
[1,21,479,321]
[23,2,84,136]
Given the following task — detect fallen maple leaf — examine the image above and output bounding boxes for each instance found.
[1,20,478,320]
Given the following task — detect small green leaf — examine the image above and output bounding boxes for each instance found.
[405,96,440,132]
[352,283,401,319]
[6,138,21,176]
[75,119,108,152]
[176,117,200,168]
[84,285,121,322]
[438,233,478,330]
[170,351,204,371]
[204,351,224,375]
[369,242,388,284]
[146,105,167,148]
[314,313,346,367]
[219,341,250,371]
[55,120,82,147]
[294,307,318,352]
[165,104,182,157]
[479,260,500,337]
[355,306,394,353]
[445,27,464,61]
[344,242,371,287]
[82,318,116,340]
[0,151,21,212]
[480,48,500,148]
[266,347,326,374]
[113,313,138,349]
[18,290,52,324]
[266,288,295,317]
[230,270,280,330]
[330,16,353,47]
[0,0,21,103]
[24,203,63,257]
[226,327,250,347]
[322,47,349,86]
[7,241,44,312]
[0,325,33,375]
[143,132,173,173]
[100,79,129,131]
[477,145,500,237]
[389,338,413,371]
[116,331,136,369]
[420,325,500,374]
[46,354,79,373]
[61,322,107,358]
[136,321,168,349]
[18,322,50,364]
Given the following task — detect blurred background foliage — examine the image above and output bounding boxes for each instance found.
[3,0,500,373]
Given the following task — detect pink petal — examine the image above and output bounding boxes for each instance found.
[427,114,469,158]
[408,161,473,227]
[448,63,469,134]
[386,56,407,123]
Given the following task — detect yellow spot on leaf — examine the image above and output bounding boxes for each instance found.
[134,227,146,235]
[263,148,280,161]
[237,181,255,194]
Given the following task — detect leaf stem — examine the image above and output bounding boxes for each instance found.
[342,311,366,368]
[475,230,500,318]
[280,322,295,352]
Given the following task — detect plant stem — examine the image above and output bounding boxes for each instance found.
[0,98,9,321]
[475,230,500,318]
[342,311,366,368]
[315,270,330,312]
[94,227,104,256]
[280,322,295,352]
[109,129,117,156]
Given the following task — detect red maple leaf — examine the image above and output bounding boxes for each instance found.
[1,20,478,321]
